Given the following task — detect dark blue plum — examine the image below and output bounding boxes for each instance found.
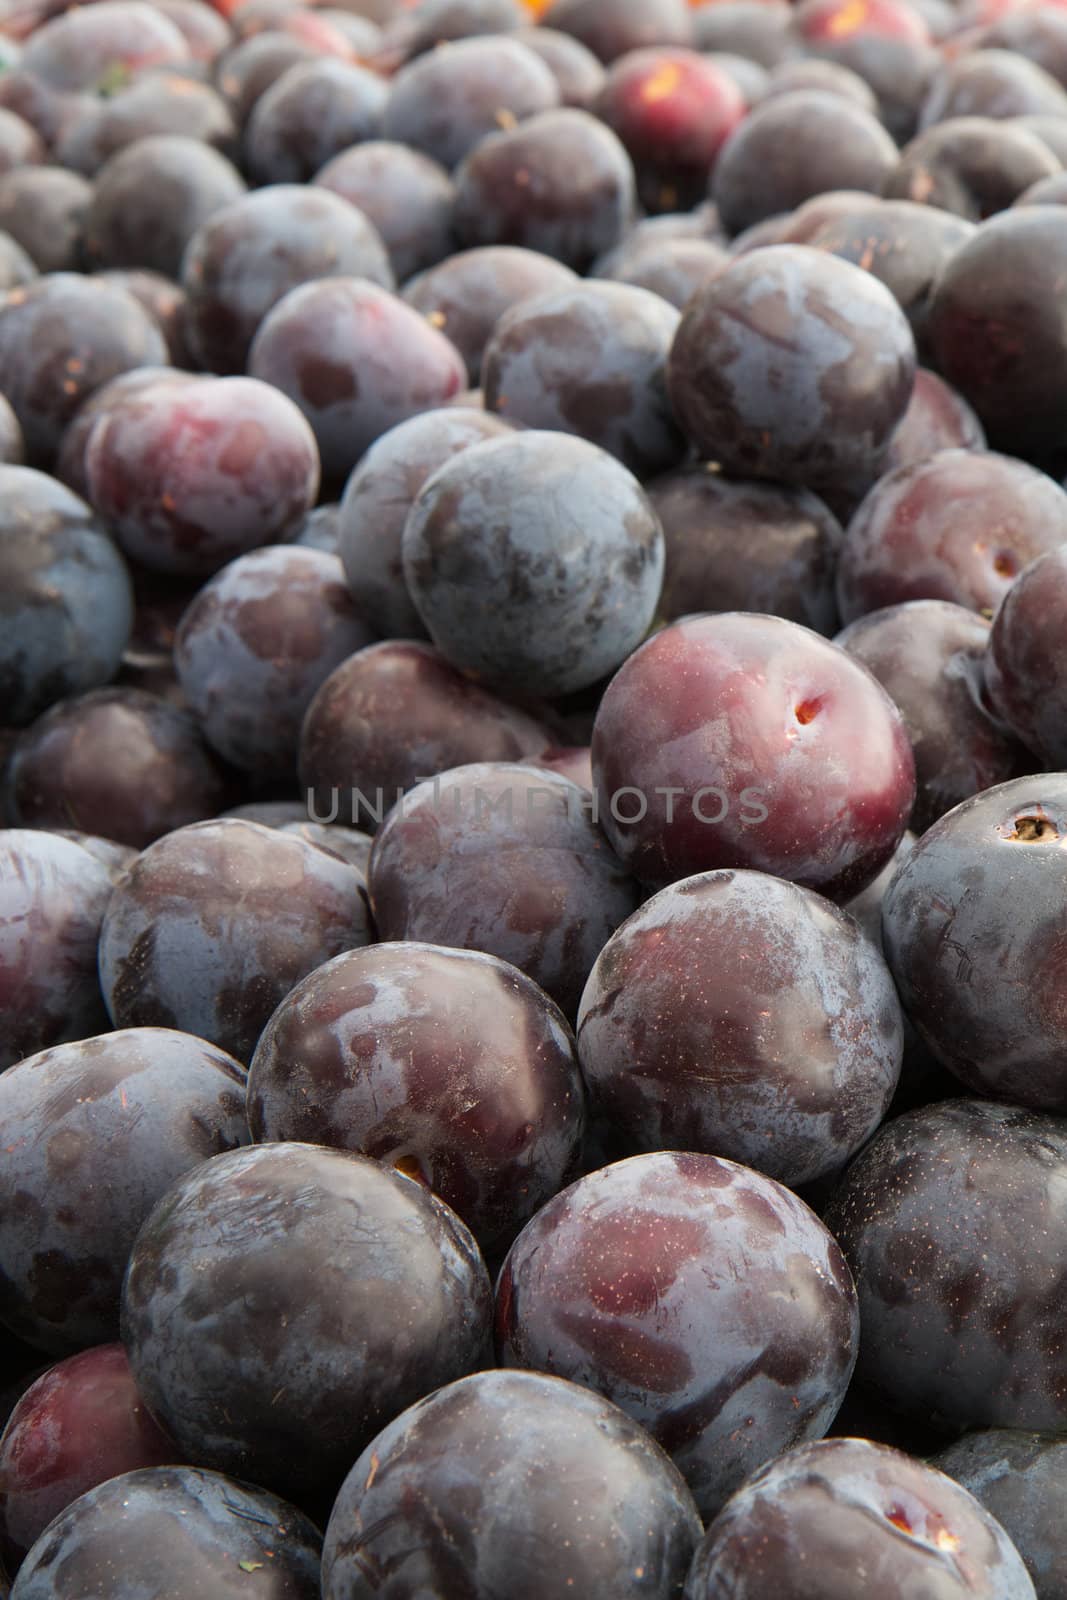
[120,1143,492,1508]
[452,108,637,270]
[933,1431,1067,1600]
[667,245,916,501]
[174,546,375,782]
[298,640,553,829]
[0,831,115,1074]
[322,1371,701,1600]
[367,761,641,1019]
[10,1467,321,1598]
[244,58,387,184]
[247,941,585,1260]
[98,819,372,1063]
[683,1437,1037,1599]
[0,467,133,727]
[0,1027,249,1355]
[401,430,664,696]
[825,1100,1067,1435]
[0,275,168,467]
[482,280,684,477]
[576,868,902,1187]
[338,406,512,638]
[313,140,455,283]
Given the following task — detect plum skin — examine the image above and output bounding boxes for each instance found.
[322,1370,702,1600]
[495,1149,859,1519]
[120,1142,493,1511]
[590,610,916,900]
[576,868,903,1188]
[880,774,1067,1110]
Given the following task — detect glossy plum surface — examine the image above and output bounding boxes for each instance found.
[402,430,664,697]
[667,245,917,500]
[322,1371,702,1599]
[9,1467,322,1598]
[590,611,916,898]
[933,1431,1067,1600]
[683,1436,1037,1600]
[402,244,578,384]
[174,545,374,780]
[576,868,902,1187]
[836,449,1067,623]
[248,941,585,1258]
[984,545,1067,767]
[3,688,235,849]
[0,275,168,469]
[0,1027,248,1354]
[338,406,512,638]
[0,832,114,1074]
[825,1099,1067,1433]
[881,774,1067,1109]
[481,281,683,477]
[120,1143,492,1507]
[368,761,640,1018]
[85,375,321,578]
[98,819,372,1062]
[0,1344,178,1574]
[180,184,394,373]
[836,600,1027,834]
[645,466,843,633]
[244,57,387,184]
[0,466,134,727]
[496,1149,859,1518]
[247,276,466,485]
[299,640,552,829]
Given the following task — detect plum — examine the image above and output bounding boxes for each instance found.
[881,773,1067,1109]
[299,640,553,829]
[402,245,578,385]
[9,1467,321,1598]
[322,1371,701,1600]
[247,941,585,1258]
[667,246,916,500]
[644,467,843,634]
[836,448,1067,623]
[835,600,1027,833]
[382,35,560,170]
[313,141,455,283]
[337,406,512,639]
[244,57,388,184]
[0,1027,248,1354]
[0,276,168,468]
[367,761,640,1018]
[984,544,1067,767]
[85,375,321,578]
[3,688,235,849]
[481,281,684,477]
[590,611,916,898]
[0,1345,178,1574]
[0,466,133,727]
[885,117,1061,222]
[683,1436,1037,1599]
[0,832,115,1074]
[98,819,372,1062]
[825,1099,1067,1433]
[576,868,903,1187]
[933,1431,1067,1600]
[120,1143,492,1508]
[174,545,374,781]
[496,1150,859,1518]
[451,107,636,270]
[247,276,466,486]
[402,430,664,696]
[0,169,90,276]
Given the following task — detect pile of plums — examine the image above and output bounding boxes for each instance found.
[6,0,1067,1592]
